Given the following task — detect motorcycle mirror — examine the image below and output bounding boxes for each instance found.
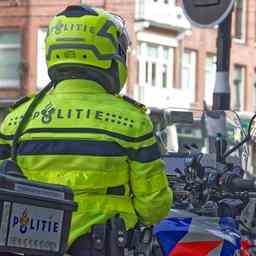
[167,111,194,125]
[224,113,256,159]
[182,0,235,28]
[149,109,194,126]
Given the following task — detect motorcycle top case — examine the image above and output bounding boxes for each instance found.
[154,209,241,256]
[0,173,77,256]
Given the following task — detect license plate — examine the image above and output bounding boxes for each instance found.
[0,202,64,252]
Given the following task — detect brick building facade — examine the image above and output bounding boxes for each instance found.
[0,0,255,119]
[134,0,256,113]
[0,0,136,100]
[181,0,256,112]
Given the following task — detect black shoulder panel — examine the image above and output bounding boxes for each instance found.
[121,95,147,112]
[57,5,98,17]
[11,96,31,110]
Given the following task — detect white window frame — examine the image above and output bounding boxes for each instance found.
[204,54,217,106]
[37,28,50,89]
[181,49,197,102]
[232,65,245,111]
[136,0,176,22]
[0,31,21,88]
[137,42,174,101]
[234,0,247,43]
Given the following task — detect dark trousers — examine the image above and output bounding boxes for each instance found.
[68,234,105,256]
[68,248,92,256]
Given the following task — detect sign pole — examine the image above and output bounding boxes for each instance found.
[182,0,235,111]
[181,0,235,154]
[213,11,232,111]
[207,12,233,155]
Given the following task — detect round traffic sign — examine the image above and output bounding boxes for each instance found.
[182,0,235,28]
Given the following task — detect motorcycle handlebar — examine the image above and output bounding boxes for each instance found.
[229,178,256,192]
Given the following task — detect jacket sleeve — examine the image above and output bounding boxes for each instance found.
[0,114,13,161]
[129,114,173,225]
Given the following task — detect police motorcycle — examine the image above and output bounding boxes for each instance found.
[150,108,256,256]
[149,1,256,254]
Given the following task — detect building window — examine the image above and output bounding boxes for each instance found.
[146,44,158,86]
[152,62,156,86]
[182,49,197,101]
[233,65,245,111]
[0,31,21,88]
[162,64,168,88]
[204,54,217,106]
[234,0,246,41]
[137,42,174,89]
[37,28,50,89]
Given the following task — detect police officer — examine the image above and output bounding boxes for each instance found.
[0,5,172,256]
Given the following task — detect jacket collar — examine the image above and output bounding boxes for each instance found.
[51,79,107,94]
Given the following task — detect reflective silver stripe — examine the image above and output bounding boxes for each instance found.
[22,127,154,143]
[46,43,121,62]
[18,140,160,163]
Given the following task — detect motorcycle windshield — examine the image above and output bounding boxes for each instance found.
[150,109,253,175]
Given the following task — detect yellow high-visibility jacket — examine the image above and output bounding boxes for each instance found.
[0,79,172,245]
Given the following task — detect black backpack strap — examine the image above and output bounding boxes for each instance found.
[11,82,54,161]
[121,95,147,112]
[10,96,32,111]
